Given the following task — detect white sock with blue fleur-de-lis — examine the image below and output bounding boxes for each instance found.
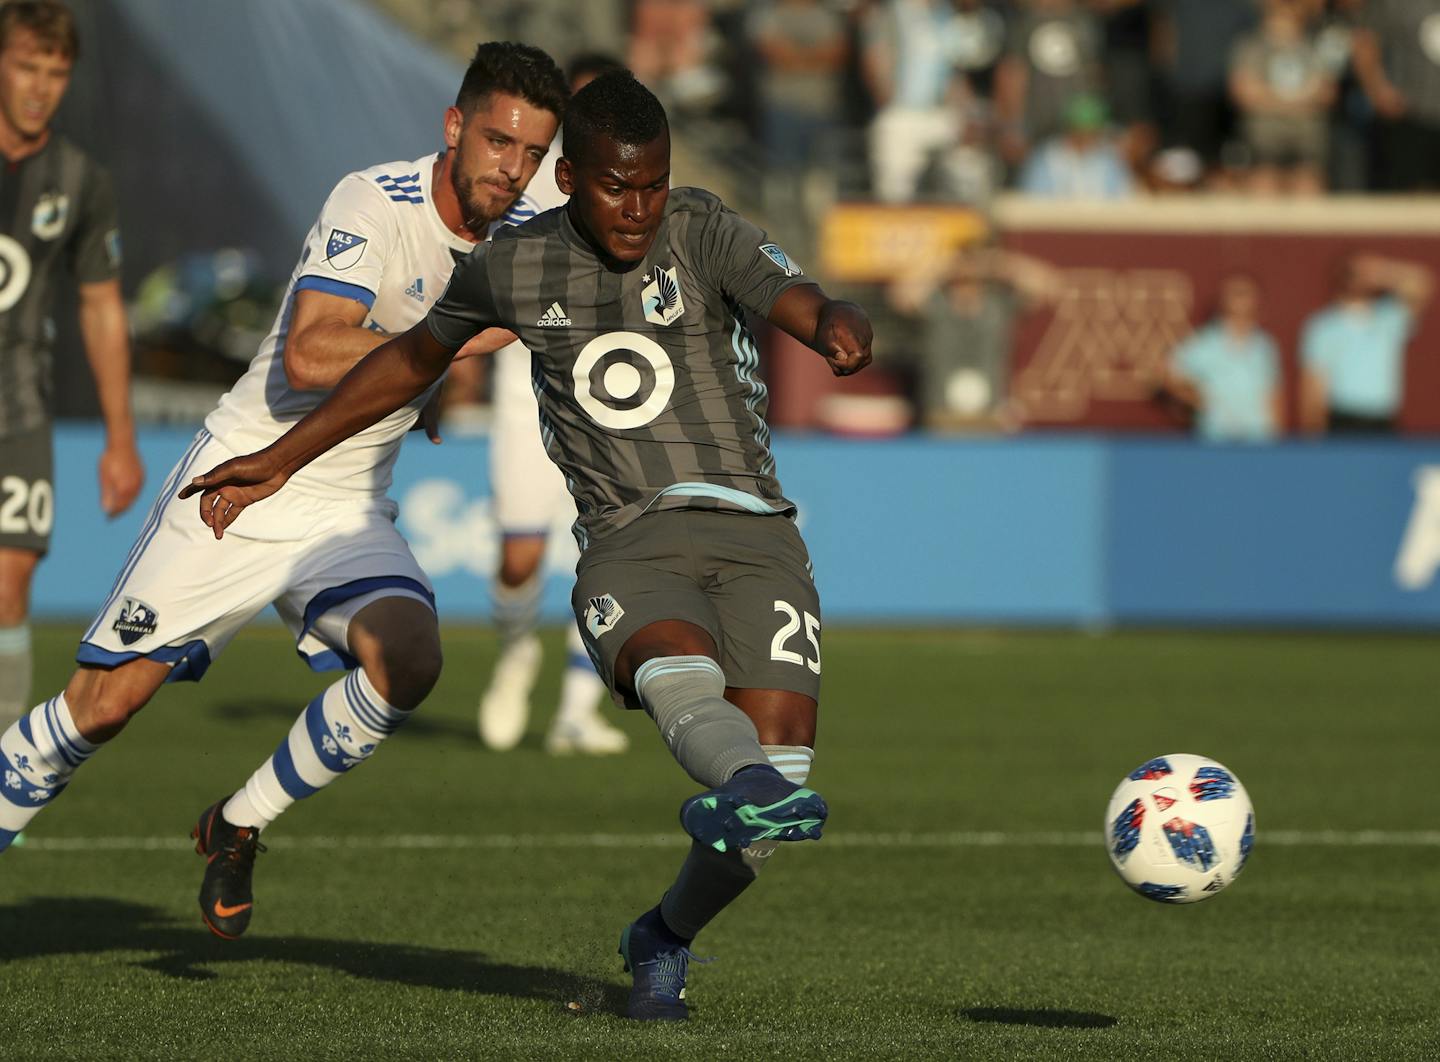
[0,694,99,851]
[222,669,411,831]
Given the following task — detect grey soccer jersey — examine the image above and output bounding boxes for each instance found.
[0,134,121,440]
[426,187,811,546]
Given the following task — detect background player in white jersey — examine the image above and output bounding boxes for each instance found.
[478,52,628,756]
[0,2,143,732]
[182,72,873,1021]
[0,43,565,942]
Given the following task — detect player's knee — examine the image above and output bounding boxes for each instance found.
[363,628,442,711]
[63,667,154,741]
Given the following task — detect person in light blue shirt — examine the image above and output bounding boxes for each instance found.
[1018,93,1134,200]
[1300,254,1434,433]
[1163,274,1283,442]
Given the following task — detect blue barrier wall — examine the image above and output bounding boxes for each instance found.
[30,426,1440,626]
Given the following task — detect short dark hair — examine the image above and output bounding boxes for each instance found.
[0,0,78,60]
[455,41,566,123]
[562,70,668,165]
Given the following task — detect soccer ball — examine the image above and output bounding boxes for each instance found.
[1105,753,1255,904]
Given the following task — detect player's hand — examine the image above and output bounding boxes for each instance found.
[417,388,443,445]
[98,440,144,517]
[817,301,873,377]
[177,452,289,540]
[453,326,518,361]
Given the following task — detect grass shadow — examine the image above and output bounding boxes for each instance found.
[960,1007,1118,1029]
[0,897,626,1015]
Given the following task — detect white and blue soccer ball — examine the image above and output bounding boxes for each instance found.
[1105,753,1254,904]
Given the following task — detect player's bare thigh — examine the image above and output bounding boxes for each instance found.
[0,547,41,626]
[615,618,817,747]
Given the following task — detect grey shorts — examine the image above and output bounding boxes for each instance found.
[0,426,55,555]
[1243,113,1327,169]
[572,509,823,709]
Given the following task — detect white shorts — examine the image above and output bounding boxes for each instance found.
[77,431,434,683]
[492,341,574,537]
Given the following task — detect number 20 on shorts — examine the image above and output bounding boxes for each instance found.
[771,599,820,674]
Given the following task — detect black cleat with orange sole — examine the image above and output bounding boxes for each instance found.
[192,798,266,940]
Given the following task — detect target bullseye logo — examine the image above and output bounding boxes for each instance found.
[0,235,33,313]
[572,330,675,430]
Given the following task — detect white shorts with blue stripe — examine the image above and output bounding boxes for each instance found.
[76,431,434,682]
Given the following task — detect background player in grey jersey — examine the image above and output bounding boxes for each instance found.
[0,1,143,729]
[183,70,873,1022]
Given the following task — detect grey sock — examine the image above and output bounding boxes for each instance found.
[634,655,767,788]
[658,745,813,940]
[0,624,31,726]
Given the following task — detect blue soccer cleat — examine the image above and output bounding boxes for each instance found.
[618,907,707,1021]
[679,764,828,854]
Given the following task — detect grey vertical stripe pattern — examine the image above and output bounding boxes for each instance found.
[0,135,119,440]
[434,189,811,545]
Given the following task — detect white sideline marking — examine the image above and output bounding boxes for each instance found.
[14,829,1440,853]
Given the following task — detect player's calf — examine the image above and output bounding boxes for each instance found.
[0,693,98,849]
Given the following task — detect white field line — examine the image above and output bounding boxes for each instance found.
[13,829,1440,853]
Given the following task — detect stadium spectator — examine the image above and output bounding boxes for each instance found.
[1300,253,1435,433]
[1018,92,1135,198]
[860,0,996,203]
[1229,0,1337,195]
[748,0,850,215]
[1091,0,1159,171]
[993,0,1103,169]
[888,242,1061,430]
[0,1,143,731]
[1351,0,1440,191]
[1315,0,1374,192]
[1161,274,1285,442]
[1152,0,1260,184]
[628,0,725,109]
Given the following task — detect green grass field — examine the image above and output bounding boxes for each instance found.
[3,623,1437,1060]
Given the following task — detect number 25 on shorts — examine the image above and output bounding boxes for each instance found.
[771,599,820,674]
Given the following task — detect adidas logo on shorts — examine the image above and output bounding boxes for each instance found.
[537,301,571,327]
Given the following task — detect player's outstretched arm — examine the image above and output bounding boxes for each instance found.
[767,283,873,377]
[178,322,459,538]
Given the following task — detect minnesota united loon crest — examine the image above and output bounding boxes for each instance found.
[641,266,685,326]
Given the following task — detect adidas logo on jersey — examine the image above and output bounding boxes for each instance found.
[405,277,425,302]
[537,301,571,327]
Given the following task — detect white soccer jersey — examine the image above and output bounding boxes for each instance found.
[206,153,474,498]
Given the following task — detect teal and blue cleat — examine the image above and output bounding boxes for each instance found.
[679,764,828,853]
[618,907,705,1021]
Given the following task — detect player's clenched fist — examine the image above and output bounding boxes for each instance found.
[178,453,290,539]
[816,301,873,377]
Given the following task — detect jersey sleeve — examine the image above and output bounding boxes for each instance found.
[69,163,121,285]
[293,173,398,310]
[699,204,812,317]
[425,244,503,350]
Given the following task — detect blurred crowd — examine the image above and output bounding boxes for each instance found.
[462,0,1440,204]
